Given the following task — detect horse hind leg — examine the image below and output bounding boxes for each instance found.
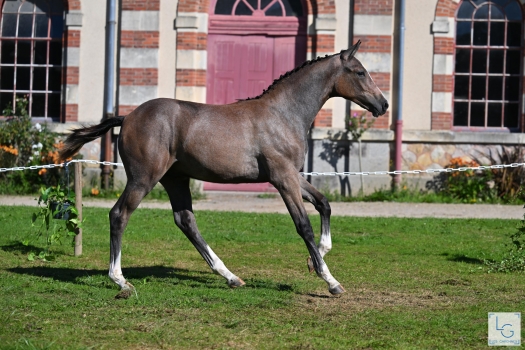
[161,177,245,288]
[300,176,332,273]
[109,180,154,297]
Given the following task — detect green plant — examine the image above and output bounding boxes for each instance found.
[444,157,496,203]
[0,96,62,194]
[25,185,82,260]
[485,205,525,273]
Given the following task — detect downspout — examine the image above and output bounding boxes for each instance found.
[345,0,354,125]
[394,0,406,185]
[103,0,118,190]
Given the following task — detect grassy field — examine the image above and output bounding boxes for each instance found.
[0,205,524,349]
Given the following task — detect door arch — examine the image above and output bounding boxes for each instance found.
[204,0,306,191]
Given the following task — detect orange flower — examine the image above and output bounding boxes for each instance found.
[38,168,47,175]
[0,145,18,156]
[91,188,100,196]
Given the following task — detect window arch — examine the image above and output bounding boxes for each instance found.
[453,0,523,129]
[214,0,303,17]
[0,0,64,119]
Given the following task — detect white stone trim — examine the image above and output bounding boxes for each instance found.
[66,11,83,27]
[433,54,454,75]
[176,50,207,70]
[431,92,452,113]
[120,48,159,68]
[355,52,391,73]
[121,11,159,31]
[432,17,455,38]
[119,85,158,105]
[66,47,80,66]
[175,12,208,33]
[307,14,337,35]
[354,15,393,36]
[176,86,206,103]
[65,84,78,104]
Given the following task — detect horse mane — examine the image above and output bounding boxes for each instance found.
[242,52,339,101]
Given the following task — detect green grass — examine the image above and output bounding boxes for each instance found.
[0,205,524,349]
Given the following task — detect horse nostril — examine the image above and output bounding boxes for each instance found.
[383,101,389,111]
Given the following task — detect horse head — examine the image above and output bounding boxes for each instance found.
[334,40,389,117]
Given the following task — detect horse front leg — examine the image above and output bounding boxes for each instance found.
[299,176,332,273]
[273,173,345,295]
[162,177,245,288]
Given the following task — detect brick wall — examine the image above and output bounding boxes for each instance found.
[64,26,80,121]
[354,0,393,15]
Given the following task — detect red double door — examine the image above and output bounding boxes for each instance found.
[204,34,304,192]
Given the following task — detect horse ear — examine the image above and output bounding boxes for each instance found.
[340,40,362,62]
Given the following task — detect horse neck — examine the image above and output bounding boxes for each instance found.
[264,57,338,134]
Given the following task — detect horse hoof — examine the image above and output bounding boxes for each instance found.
[115,282,135,299]
[329,284,346,296]
[228,277,246,288]
[306,257,314,273]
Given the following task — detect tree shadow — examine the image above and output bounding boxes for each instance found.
[1,242,41,255]
[441,252,485,265]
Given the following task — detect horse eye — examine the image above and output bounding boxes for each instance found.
[357,71,365,77]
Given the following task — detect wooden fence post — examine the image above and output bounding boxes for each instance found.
[74,162,82,256]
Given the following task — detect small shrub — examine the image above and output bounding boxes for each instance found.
[443,157,495,203]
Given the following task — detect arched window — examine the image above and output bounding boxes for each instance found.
[214,0,303,17]
[0,0,64,119]
[453,0,522,129]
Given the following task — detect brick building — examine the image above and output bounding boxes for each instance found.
[0,0,524,194]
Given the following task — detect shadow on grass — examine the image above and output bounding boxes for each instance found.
[6,265,296,293]
[1,242,47,255]
[441,252,484,265]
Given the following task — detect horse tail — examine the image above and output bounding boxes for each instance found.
[59,116,125,161]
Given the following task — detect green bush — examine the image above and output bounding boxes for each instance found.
[0,96,63,194]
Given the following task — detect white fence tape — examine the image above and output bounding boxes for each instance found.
[1,159,524,177]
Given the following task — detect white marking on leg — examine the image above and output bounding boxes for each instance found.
[109,251,129,289]
[317,260,340,290]
[206,245,238,284]
[318,230,332,258]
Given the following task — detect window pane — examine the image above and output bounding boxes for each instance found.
[455,49,471,73]
[473,22,488,45]
[471,102,486,126]
[490,5,505,20]
[471,76,486,99]
[505,76,519,101]
[454,76,470,99]
[17,40,31,64]
[0,93,13,113]
[32,93,45,117]
[456,22,471,45]
[3,1,21,13]
[474,5,489,19]
[48,93,61,118]
[507,23,521,47]
[454,102,469,126]
[34,41,47,64]
[48,66,61,91]
[487,103,502,127]
[489,50,504,73]
[506,50,520,74]
[0,67,14,89]
[16,67,31,90]
[488,76,503,100]
[246,0,257,9]
[505,1,523,20]
[472,50,487,73]
[504,103,519,128]
[489,22,504,46]
[1,14,17,37]
[33,67,46,90]
[49,41,62,64]
[457,1,475,19]
[18,14,33,37]
[215,0,236,14]
[265,2,283,16]
[33,0,49,13]
[472,0,487,6]
[283,0,303,16]
[491,0,508,7]
[50,15,63,38]
[20,1,34,13]
[1,40,15,63]
[49,1,64,14]
[234,1,252,15]
[34,14,48,37]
